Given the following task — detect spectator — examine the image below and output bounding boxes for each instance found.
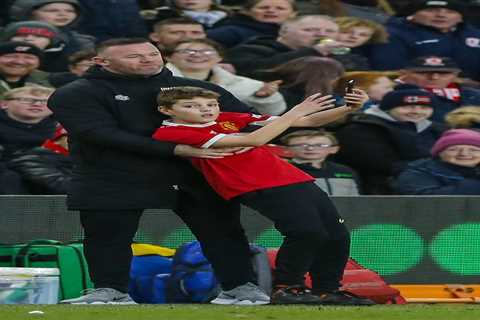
[149,17,206,50]
[0,86,56,159]
[280,129,361,195]
[334,16,389,67]
[75,0,149,41]
[207,0,297,48]
[225,15,369,79]
[154,0,231,28]
[334,87,447,194]
[445,105,480,129]
[0,41,52,96]
[261,56,345,110]
[164,38,287,114]
[0,20,74,72]
[48,48,95,87]
[396,55,480,122]
[9,0,95,63]
[370,0,480,81]
[335,71,396,110]
[392,128,480,194]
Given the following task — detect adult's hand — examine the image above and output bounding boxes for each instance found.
[174,144,249,158]
[254,80,283,97]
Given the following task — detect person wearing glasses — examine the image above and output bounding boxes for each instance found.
[0,85,57,159]
[164,38,288,115]
[279,129,361,195]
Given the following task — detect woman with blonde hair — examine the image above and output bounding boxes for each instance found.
[445,106,480,129]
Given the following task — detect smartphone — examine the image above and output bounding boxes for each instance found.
[345,79,356,94]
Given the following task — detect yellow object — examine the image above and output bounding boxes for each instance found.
[131,243,175,257]
[392,284,480,303]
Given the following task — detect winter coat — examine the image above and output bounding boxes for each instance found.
[392,158,480,195]
[8,147,72,194]
[166,63,287,115]
[334,106,447,194]
[370,17,480,80]
[225,37,370,79]
[47,65,254,210]
[429,85,480,122]
[0,111,57,159]
[0,144,30,194]
[0,70,53,96]
[207,14,281,48]
[291,160,361,196]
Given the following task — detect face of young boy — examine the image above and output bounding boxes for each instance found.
[161,97,220,124]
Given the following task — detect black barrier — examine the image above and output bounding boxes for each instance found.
[1,196,480,284]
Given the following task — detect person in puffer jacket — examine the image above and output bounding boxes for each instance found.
[370,0,480,81]
[392,128,480,195]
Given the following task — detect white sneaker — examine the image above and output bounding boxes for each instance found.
[211,282,270,305]
[60,288,137,305]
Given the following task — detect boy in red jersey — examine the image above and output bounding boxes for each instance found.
[152,86,374,306]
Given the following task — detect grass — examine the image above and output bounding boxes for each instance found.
[1,304,480,320]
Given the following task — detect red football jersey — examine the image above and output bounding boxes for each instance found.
[152,112,313,200]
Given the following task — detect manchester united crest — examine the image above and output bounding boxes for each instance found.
[218,121,240,131]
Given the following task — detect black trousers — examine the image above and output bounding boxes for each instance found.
[237,182,350,292]
[79,183,255,293]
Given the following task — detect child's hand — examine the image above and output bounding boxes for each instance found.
[174,145,243,158]
[290,93,336,116]
[344,89,369,111]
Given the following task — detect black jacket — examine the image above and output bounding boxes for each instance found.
[225,37,369,79]
[47,66,254,210]
[8,147,72,194]
[0,111,57,159]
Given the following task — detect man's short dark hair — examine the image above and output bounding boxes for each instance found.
[156,86,220,109]
[68,49,96,65]
[152,17,203,32]
[95,38,152,54]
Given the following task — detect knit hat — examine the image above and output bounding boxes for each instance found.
[0,41,44,60]
[1,21,61,44]
[379,88,434,111]
[431,129,480,156]
[411,0,465,14]
[405,56,461,73]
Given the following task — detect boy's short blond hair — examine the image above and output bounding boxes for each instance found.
[156,86,220,109]
[280,129,338,146]
[3,85,54,100]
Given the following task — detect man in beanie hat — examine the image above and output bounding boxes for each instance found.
[334,87,447,194]
[392,128,480,194]
[0,41,52,96]
[370,0,480,81]
[396,55,480,122]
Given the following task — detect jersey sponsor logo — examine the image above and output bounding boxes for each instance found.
[218,121,240,132]
[465,37,480,48]
[114,94,130,101]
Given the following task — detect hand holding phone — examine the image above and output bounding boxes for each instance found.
[345,79,355,94]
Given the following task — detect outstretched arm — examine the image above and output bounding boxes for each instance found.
[210,94,335,148]
[293,89,369,127]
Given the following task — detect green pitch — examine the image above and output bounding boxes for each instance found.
[1,304,480,320]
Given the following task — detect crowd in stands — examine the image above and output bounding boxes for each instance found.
[1,0,480,196]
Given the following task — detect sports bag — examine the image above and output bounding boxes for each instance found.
[0,239,93,300]
[166,241,272,303]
